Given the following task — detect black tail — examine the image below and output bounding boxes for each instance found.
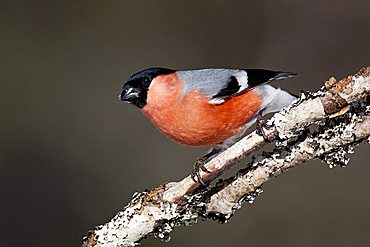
[274,71,298,80]
[244,69,298,88]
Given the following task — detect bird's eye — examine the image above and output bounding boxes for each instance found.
[143,78,150,86]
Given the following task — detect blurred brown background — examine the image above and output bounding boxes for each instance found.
[1,1,370,246]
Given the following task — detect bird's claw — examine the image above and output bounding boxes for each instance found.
[191,158,211,187]
[256,115,271,142]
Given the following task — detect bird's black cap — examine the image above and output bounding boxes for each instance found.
[120,67,175,108]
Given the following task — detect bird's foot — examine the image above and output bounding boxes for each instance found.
[191,156,212,187]
[256,115,271,142]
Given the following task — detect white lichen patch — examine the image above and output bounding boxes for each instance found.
[273,97,326,139]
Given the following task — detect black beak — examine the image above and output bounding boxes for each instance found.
[120,85,141,102]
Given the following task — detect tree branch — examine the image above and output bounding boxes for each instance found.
[205,113,369,218]
[82,67,370,247]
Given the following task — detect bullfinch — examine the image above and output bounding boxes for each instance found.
[120,67,297,184]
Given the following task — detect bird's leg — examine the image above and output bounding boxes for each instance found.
[256,111,271,142]
[191,146,222,187]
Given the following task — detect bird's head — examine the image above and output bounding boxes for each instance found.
[120,67,174,108]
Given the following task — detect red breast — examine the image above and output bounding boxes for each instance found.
[141,73,263,146]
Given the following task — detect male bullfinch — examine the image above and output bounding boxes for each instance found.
[120,67,297,184]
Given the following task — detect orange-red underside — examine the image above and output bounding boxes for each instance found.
[141,73,263,146]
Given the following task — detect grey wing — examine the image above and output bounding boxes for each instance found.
[176,68,297,105]
[177,68,249,104]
